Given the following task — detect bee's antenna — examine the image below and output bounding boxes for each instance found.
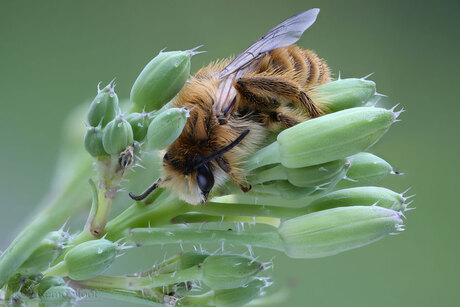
[192,129,250,170]
[129,179,161,201]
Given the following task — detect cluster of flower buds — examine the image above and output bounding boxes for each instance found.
[84,49,198,159]
[0,46,412,307]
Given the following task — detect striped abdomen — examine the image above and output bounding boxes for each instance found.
[250,45,331,89]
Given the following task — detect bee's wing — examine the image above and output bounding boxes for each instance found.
[214,8,320,117]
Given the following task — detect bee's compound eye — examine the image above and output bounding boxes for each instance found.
[196,165,214,196]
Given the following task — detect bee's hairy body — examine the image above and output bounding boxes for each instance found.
[162,45,331,204]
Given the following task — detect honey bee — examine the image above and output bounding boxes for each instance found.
[129,8,331,204]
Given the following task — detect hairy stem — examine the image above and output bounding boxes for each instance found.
[128,227,284,251]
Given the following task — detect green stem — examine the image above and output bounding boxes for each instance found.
[90,190,113,237]
[42,261,68,278]
[86,289,162,305]
[172,213,280,227]
[78,265,203,290]
[84,179,99,230]
[180,291,215,305]
[188,202,307,220]
[0,158,91,287]
[128,227,284,251]
[105,192,188,241]
[245,142,280,171]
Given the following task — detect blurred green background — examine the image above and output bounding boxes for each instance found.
[1,0,458,306]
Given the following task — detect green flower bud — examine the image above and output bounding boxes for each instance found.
[313,78,376,113]
[58,239,117,280]
[102,116,134,155]
[130,49,198,112]
[277,107,396,168]
[146,108,189,151]
[37,276,65,296]
[125,112,151,141]
[306,187,406,213]
[87,81,119,127]
[213,279,265,307]
[41,286,77,307]
[18,230,71,275]
[84,126,107,157]
[336,152,394,188]
[202,255,264,290]
[279,206,404,258]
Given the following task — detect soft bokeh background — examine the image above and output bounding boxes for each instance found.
[1,0,458,306]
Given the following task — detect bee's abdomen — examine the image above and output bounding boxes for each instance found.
[256,46,331,89]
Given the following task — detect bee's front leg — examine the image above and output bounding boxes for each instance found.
[216,156,251,193]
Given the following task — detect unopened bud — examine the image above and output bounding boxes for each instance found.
[102,116,134,155]
[279,206,404,258]
[87,81,119,127]
[213,279,265,307]
[130,49,196,112]
[125,112,151,142]
[202,255,263,290]
[84,126,107,157]
[41,286,77,307]
[277,107,395,168]
[146,108,188,151]
[313,78,376,113]
[307,186,406,213]
[337,152,393,188]
[51,239,117,280]
[37,276,66,296]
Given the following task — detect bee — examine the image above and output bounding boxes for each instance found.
[129,8,331,204]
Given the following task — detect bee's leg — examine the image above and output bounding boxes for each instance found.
[234,76,323,118]
[271,111,301,128]
[216,156,251,193]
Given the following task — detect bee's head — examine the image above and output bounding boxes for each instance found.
[159,152,222,205]
[129,129,250,205]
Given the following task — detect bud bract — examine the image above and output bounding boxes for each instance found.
[41,286,77,307]
[102,116,134,155]
[313,78,376,113]
[37,276,66,296]
[213,279,265,307]
[62,239,117,280]
[84,126,107,157]
[87,81,119,127]
[279,206,404,258]
[146,108,188,151]
[130,50,193,112]
[125,112,151,141]
[277,107,395,168]
[202,255,263,290]
[18,230,70,275]
[179,252,209,270]
[253,181,316,200]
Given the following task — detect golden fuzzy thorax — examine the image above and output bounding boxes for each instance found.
[160,46,331,204]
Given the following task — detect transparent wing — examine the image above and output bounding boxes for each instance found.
[214,8,320,117]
